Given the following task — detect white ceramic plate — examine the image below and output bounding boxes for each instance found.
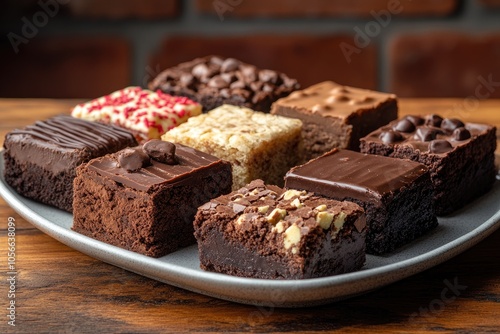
[1,152,499,307]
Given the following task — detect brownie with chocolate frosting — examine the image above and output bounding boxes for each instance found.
[149,56,300,112]
[72,140,232,257]
[3,115,137,212]
[360,114,497,215]
[194,179,366,279]
[285,149,437,254]
[271,81,398,161]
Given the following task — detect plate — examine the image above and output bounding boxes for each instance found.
[1,151,499,308]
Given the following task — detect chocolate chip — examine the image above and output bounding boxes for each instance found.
[250,81,263,92]
[208,76,229,89]
[230,80,246,89]
[240,65,257,82]
[379,130,403,144]
[220,88,231,98]
[429,140,453,154]
[262,84,274,92]
[258,69,278,84]
[453,127,471,141]
[118,148,151,172]
[143,140,178,165]
[405,115,425,126]
[425,114,443,127]
[221,58,240,72]
[282,76,299,88]
[441,118,465,132]
[394,119,416,133]
[415,127,442,142]
[210,56,224,66]
[180,74,194,87]
[191,63,210,78]
[220,73,235,83]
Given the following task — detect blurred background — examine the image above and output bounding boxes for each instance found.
[1,0,500,99]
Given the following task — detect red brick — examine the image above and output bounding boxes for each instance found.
[0,37,131,98]
[479,0,500,7]
[390,32,500,98]
[148,35,377,90]
[68,0,179,19]
[197,0,457,18]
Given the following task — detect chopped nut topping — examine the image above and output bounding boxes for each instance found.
[235,214,250,226]
[258,205,270,214]
[290,198,303,209]
[266,208,287,224]
[331,212,347,237]
[291,247,298,254]
[272,221,285,233]
[316,211,334,229]
[282,189,305,200]
[284,224,301,249]
[315,204,327,212]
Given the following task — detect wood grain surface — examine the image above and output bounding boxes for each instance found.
[0,98,499,333]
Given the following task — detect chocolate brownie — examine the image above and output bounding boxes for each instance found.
[162,104,303,190]
[360,114,497,215]
[72,140,232,257]
[285,149,437,254]
[72,86,202,143]
[3,115,137,212]
[194,180,366,279]
[149,56,300,112]
[271,81,398,161]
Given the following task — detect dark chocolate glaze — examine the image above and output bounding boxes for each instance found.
[8,115,135,151]
[88,144,230,191]
[285,149,428,204]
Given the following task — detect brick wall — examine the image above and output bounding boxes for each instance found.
[1,0,500,99]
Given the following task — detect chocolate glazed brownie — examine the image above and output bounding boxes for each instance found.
[285,149,437,254]
[3,115,137,212]
[73,140,232,257]
[360,114,497,215]
[149,56,300,112]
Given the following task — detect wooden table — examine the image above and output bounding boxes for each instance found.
[1,98,499,333]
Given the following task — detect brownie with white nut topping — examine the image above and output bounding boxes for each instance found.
[194,179,366,279]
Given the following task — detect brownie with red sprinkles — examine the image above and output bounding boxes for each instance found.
[72,86,202,142]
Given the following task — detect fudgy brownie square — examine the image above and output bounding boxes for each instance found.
[285,149,437,254]
[162,104,303,190]
[194,180,366,279]
[72,140,232,257]
[149,55,300,112]
[271,81,398,161]
[71,86,202,143]
[3,115,137,212]
[360,114,497,215]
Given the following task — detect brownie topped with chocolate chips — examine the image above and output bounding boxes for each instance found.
[360,114,497,215]
[149,56,300,112]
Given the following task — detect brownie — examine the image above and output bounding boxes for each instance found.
[162,104,303,190]
[271,81,398,161]
[72,140,232,257]
[285,149,437,254]
[360,114,497,215]
[194,180,366,279]
[3,115,137,212]
[72,86,202,143]
[149,56,300,112]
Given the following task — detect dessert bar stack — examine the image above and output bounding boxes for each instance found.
[3,55,497,280]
